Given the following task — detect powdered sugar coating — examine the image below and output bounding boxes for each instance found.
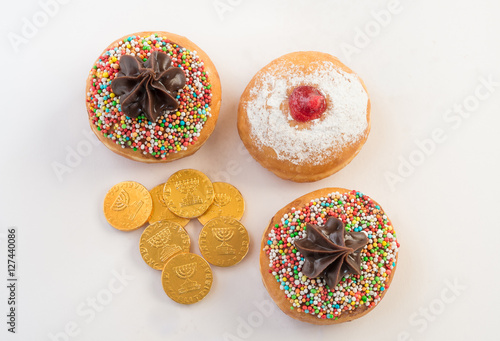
[244,60,369,165]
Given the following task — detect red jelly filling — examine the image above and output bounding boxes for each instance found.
[289,86,327,122]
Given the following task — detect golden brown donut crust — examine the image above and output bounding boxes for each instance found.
[238,52,370,182]
[259,187,397,325]
[85,31,221,163]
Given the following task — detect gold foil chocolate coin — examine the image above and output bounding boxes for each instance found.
[163,169,214,218]
[103,181,153,231]
[139,221,190,270]
[148,184,190,226]
[162,253,213,304]
[197,182,245,225]
[199,216,249,267]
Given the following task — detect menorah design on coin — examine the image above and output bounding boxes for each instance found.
[147,229,182,262]
[213,193,231,207]
[174,262,201,294]
[111,188,144,220]
[212,228,236,255]
[111,189,129,211]
[176,178,203,207]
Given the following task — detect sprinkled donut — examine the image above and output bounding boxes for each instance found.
[85,31,221,162]
[260,188,399,324]
[238,52,370,182]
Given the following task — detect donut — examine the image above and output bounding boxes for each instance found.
[85,31,221,163]
[238,52,370,182]
[260,188,399,324]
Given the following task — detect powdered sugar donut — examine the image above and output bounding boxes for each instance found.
[238,52,370,182]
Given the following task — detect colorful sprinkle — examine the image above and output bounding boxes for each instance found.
[263,190,400,319]
[86,34,213,159]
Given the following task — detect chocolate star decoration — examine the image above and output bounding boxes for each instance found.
[294,217,369,288]
[111,51,186,122]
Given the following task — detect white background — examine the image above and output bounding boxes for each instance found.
[1,0,499,340]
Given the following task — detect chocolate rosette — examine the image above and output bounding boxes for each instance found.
[85,31,222,163]
[260,188,399,325]
[111,51,186,122]
[295,217,368,289]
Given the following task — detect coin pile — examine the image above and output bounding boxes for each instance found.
[103,169,249,304]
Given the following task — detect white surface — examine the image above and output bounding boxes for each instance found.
[1,0,499,340]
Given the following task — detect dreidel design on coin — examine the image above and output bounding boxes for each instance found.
[212,228,236,255]
[147,229,182,262]
[175,178,202,207]
[175,263,201,294]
